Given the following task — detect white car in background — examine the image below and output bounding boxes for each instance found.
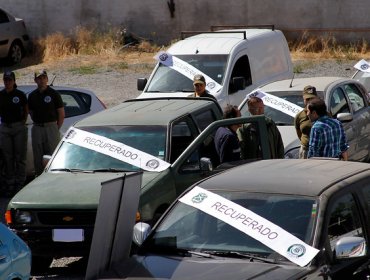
[0,8,31,64]
[239,77,370,162]
[0,85,106,178]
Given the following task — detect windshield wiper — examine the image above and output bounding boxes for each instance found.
[202,251,276,264]
[143,245,213,258]
[49,168,93,173]
[92,168,132,173]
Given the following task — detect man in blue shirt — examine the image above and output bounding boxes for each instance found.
[307,97,348,160]
[214,104,241,164]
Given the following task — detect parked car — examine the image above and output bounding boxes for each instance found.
[0,8,31,64]
[0,222,31,280]
[137,26,293,108]
[239,77,370,162]
[5,97,271,270]
[93,159,370,280]
[0,85,106,179]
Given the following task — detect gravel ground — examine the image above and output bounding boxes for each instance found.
[1,57,361,280]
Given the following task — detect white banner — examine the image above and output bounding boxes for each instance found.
[62,128,171,172]
[154,51,222,94]
[354,59,370,73]
[179,186,319,267]
[248,90,303,117]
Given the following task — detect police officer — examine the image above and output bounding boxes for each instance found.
[28,70,65,176]
[0,71,28,192]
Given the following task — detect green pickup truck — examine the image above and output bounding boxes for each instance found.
[5,97,271,270]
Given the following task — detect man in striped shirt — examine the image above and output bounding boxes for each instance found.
[307,97,349,160]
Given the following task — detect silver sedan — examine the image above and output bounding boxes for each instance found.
[239,77,370,162]
[0,8,31,64]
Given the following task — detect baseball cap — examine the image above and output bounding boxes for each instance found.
[3,71,15,80]
[303,85,317,99]
[193,74,206,85]
[34,69,48,78]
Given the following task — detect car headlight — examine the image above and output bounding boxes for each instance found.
[14,210,33,224]
[285,147,299,159]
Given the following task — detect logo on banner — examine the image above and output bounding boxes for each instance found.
[287,244,306,258]
[361,63,369,70]
[146,159,160,170]
[159,52,169,62]
[191,192,208,203]
[207,82,216,89]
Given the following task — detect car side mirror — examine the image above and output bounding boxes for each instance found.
[200,157,213,172]
[42,155,52,168]
[133,222,151,246]
[137,78,148,91]
[335,236,367,259]
[336,113,353,122]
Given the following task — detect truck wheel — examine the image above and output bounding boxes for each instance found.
[31,256,53,273]
[7,41,23,65]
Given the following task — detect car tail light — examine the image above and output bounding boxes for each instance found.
[5,210,12,224]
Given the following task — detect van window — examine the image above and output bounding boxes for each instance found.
[146,55,228,93]
[229,55,252,94]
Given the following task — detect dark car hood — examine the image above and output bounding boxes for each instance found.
[8,171,161,209]
[111,255,309,280]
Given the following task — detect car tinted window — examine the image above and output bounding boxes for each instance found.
[193,109,217,131]
[343,84,365,112]
[170,121,196,163]
[0,10,9,24]
[229,55,252,93]
[60,91,91,117]
[329,87,350,117]
[327,193,364,252]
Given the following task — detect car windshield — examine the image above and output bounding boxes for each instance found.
[240,92,304,125]
[146,55,228,92]
[48,125,167,172]
[353,70,370,92]
[143,191,316,261]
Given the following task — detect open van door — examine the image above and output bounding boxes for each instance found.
[85,172,142,280]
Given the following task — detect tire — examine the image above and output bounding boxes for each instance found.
[31,256,53,273]
[7,41,23,65]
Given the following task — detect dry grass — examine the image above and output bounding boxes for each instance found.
[24,27,370,71]
[290,31,370,61]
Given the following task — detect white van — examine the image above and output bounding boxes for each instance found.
[137,26,293,107]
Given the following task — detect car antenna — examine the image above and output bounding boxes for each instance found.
[50,75,56,86]
[289,72,295,88]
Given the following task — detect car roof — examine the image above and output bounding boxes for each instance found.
[169,29,275,55]
[198,159,370,197]
[259,77,349,93]
[75,97,219,127]
[15,85,97,95]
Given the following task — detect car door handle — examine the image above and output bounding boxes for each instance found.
[0,254,7,261]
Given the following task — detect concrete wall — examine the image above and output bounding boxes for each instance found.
[2,0,370,44]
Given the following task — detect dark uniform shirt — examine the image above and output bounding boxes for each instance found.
[28,86,64,123]
[214,126,240,163]
[0,88,28,123]
[189,90,218,102]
